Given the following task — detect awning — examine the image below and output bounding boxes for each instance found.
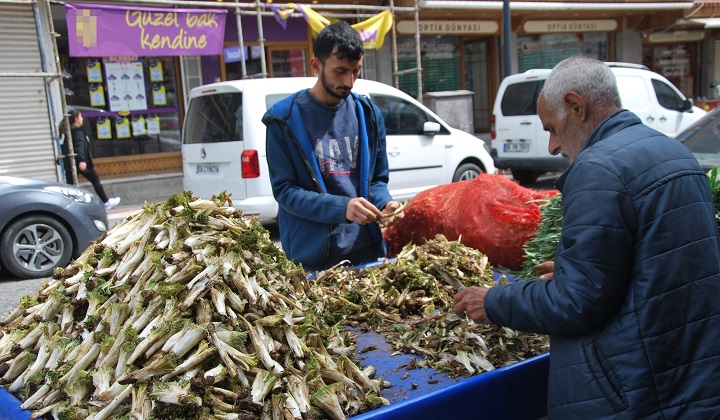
[684,18,720,28]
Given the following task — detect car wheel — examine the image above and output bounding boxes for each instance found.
[512,169,541,186]
[453,163,483,182]
[0,215,73,279]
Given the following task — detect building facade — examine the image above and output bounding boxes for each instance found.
[1,0,717,182]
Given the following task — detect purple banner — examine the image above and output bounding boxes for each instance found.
[65,3,226,57]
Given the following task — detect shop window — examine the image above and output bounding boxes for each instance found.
[61,56,181,158]
[517,33,608,72]
[270,49,307,77]
[396,37,461,97]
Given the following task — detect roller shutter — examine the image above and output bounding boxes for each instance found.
[0,4,56,181]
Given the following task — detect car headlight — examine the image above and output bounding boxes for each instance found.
[45,186,93,203]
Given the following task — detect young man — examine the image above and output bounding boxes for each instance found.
[262,22,403,272]
[454,57,720,417]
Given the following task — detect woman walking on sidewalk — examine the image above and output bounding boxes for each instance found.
[61,109,121,210]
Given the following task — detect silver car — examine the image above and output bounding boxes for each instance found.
[0,176,107,279]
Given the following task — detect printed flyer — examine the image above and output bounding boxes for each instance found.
[105,60,148,111]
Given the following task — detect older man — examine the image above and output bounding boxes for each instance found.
[454,56,720,417]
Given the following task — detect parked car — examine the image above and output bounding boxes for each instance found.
[677,107,720,171]
[491,62,707,184]
[0,176,108,279]
[182,77,497,222]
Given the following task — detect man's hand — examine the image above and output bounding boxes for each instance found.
[533,261,554,280]
[453,286,491,324]
[78,162,87,172]
[346,197,383,225]
[379,201,404,228]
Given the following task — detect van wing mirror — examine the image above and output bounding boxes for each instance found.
[423,122,441,136]
[682,98,694,112]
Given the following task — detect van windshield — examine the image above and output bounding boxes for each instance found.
[184,93,243,144]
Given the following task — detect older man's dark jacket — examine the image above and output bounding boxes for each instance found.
[486,110,720,417]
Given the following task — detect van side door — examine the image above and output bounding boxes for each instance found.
[372,94,447,201]
[651,78,693,137]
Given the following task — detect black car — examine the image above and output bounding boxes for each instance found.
[0,176,107,279]
[677,107,720,171]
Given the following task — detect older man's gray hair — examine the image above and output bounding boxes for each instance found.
[541,56,621,117]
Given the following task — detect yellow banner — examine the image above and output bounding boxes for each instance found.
[290,4,393,50]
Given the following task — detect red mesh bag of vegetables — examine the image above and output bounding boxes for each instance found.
[383,173,559,270]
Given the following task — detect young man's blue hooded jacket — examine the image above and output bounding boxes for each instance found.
[262,90,393,269]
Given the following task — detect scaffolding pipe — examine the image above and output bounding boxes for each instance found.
[413,0,423,103]
[43,0,77,185]
[419,0,692,11]
[255,0,268,78]
[235,0,248,79]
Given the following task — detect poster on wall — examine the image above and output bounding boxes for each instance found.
[152,84,167,106]
[146,115,160,135]
[105,60,148,112]
[86,60,103,83]
[89,84,106,107]
[115,116,131,139]
[96,117,112,139]
[132,115,147,136]
[149,61,164,82]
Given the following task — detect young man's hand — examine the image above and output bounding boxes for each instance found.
[346,197,383,225]
[379,200,404,228]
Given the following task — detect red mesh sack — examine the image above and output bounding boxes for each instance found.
[383,173,559,270]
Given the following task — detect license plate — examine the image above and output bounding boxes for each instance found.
[195,164,220,175]
[503,143,529,152]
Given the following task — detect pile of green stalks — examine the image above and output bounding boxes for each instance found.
[312,235,550,378]
[0,192,388,420]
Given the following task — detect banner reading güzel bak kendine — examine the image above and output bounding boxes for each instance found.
[65,3,227,57]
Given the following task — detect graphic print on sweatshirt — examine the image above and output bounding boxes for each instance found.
[297,90,361,197]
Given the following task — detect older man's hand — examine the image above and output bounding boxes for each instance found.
[453,286,491,324]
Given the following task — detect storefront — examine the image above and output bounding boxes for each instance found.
[56,3,227,179]
[516,19,617,72]
[394,19,500,132]
[641,30,705,99]
[219,15,312,81]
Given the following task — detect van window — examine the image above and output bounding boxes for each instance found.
[373,94,448,135]
[500,81,543,116]
[652,79,686,111]
[183,93,243,144]
[616,75,650,110]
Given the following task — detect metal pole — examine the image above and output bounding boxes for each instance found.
[414,0,423,103]
[255,0,268,78]
[235,0,247,79]
[502,0,512,77]
[42,0,78,185]
[390,0,399,89]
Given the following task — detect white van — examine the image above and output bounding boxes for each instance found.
[491,63,707,184]
[182,77,496,222]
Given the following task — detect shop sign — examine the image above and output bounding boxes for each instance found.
[398,20,499,35]
[65,3,227,57]
[523,20,618,34]
[224,46,248,63]
[646,31,706,44]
